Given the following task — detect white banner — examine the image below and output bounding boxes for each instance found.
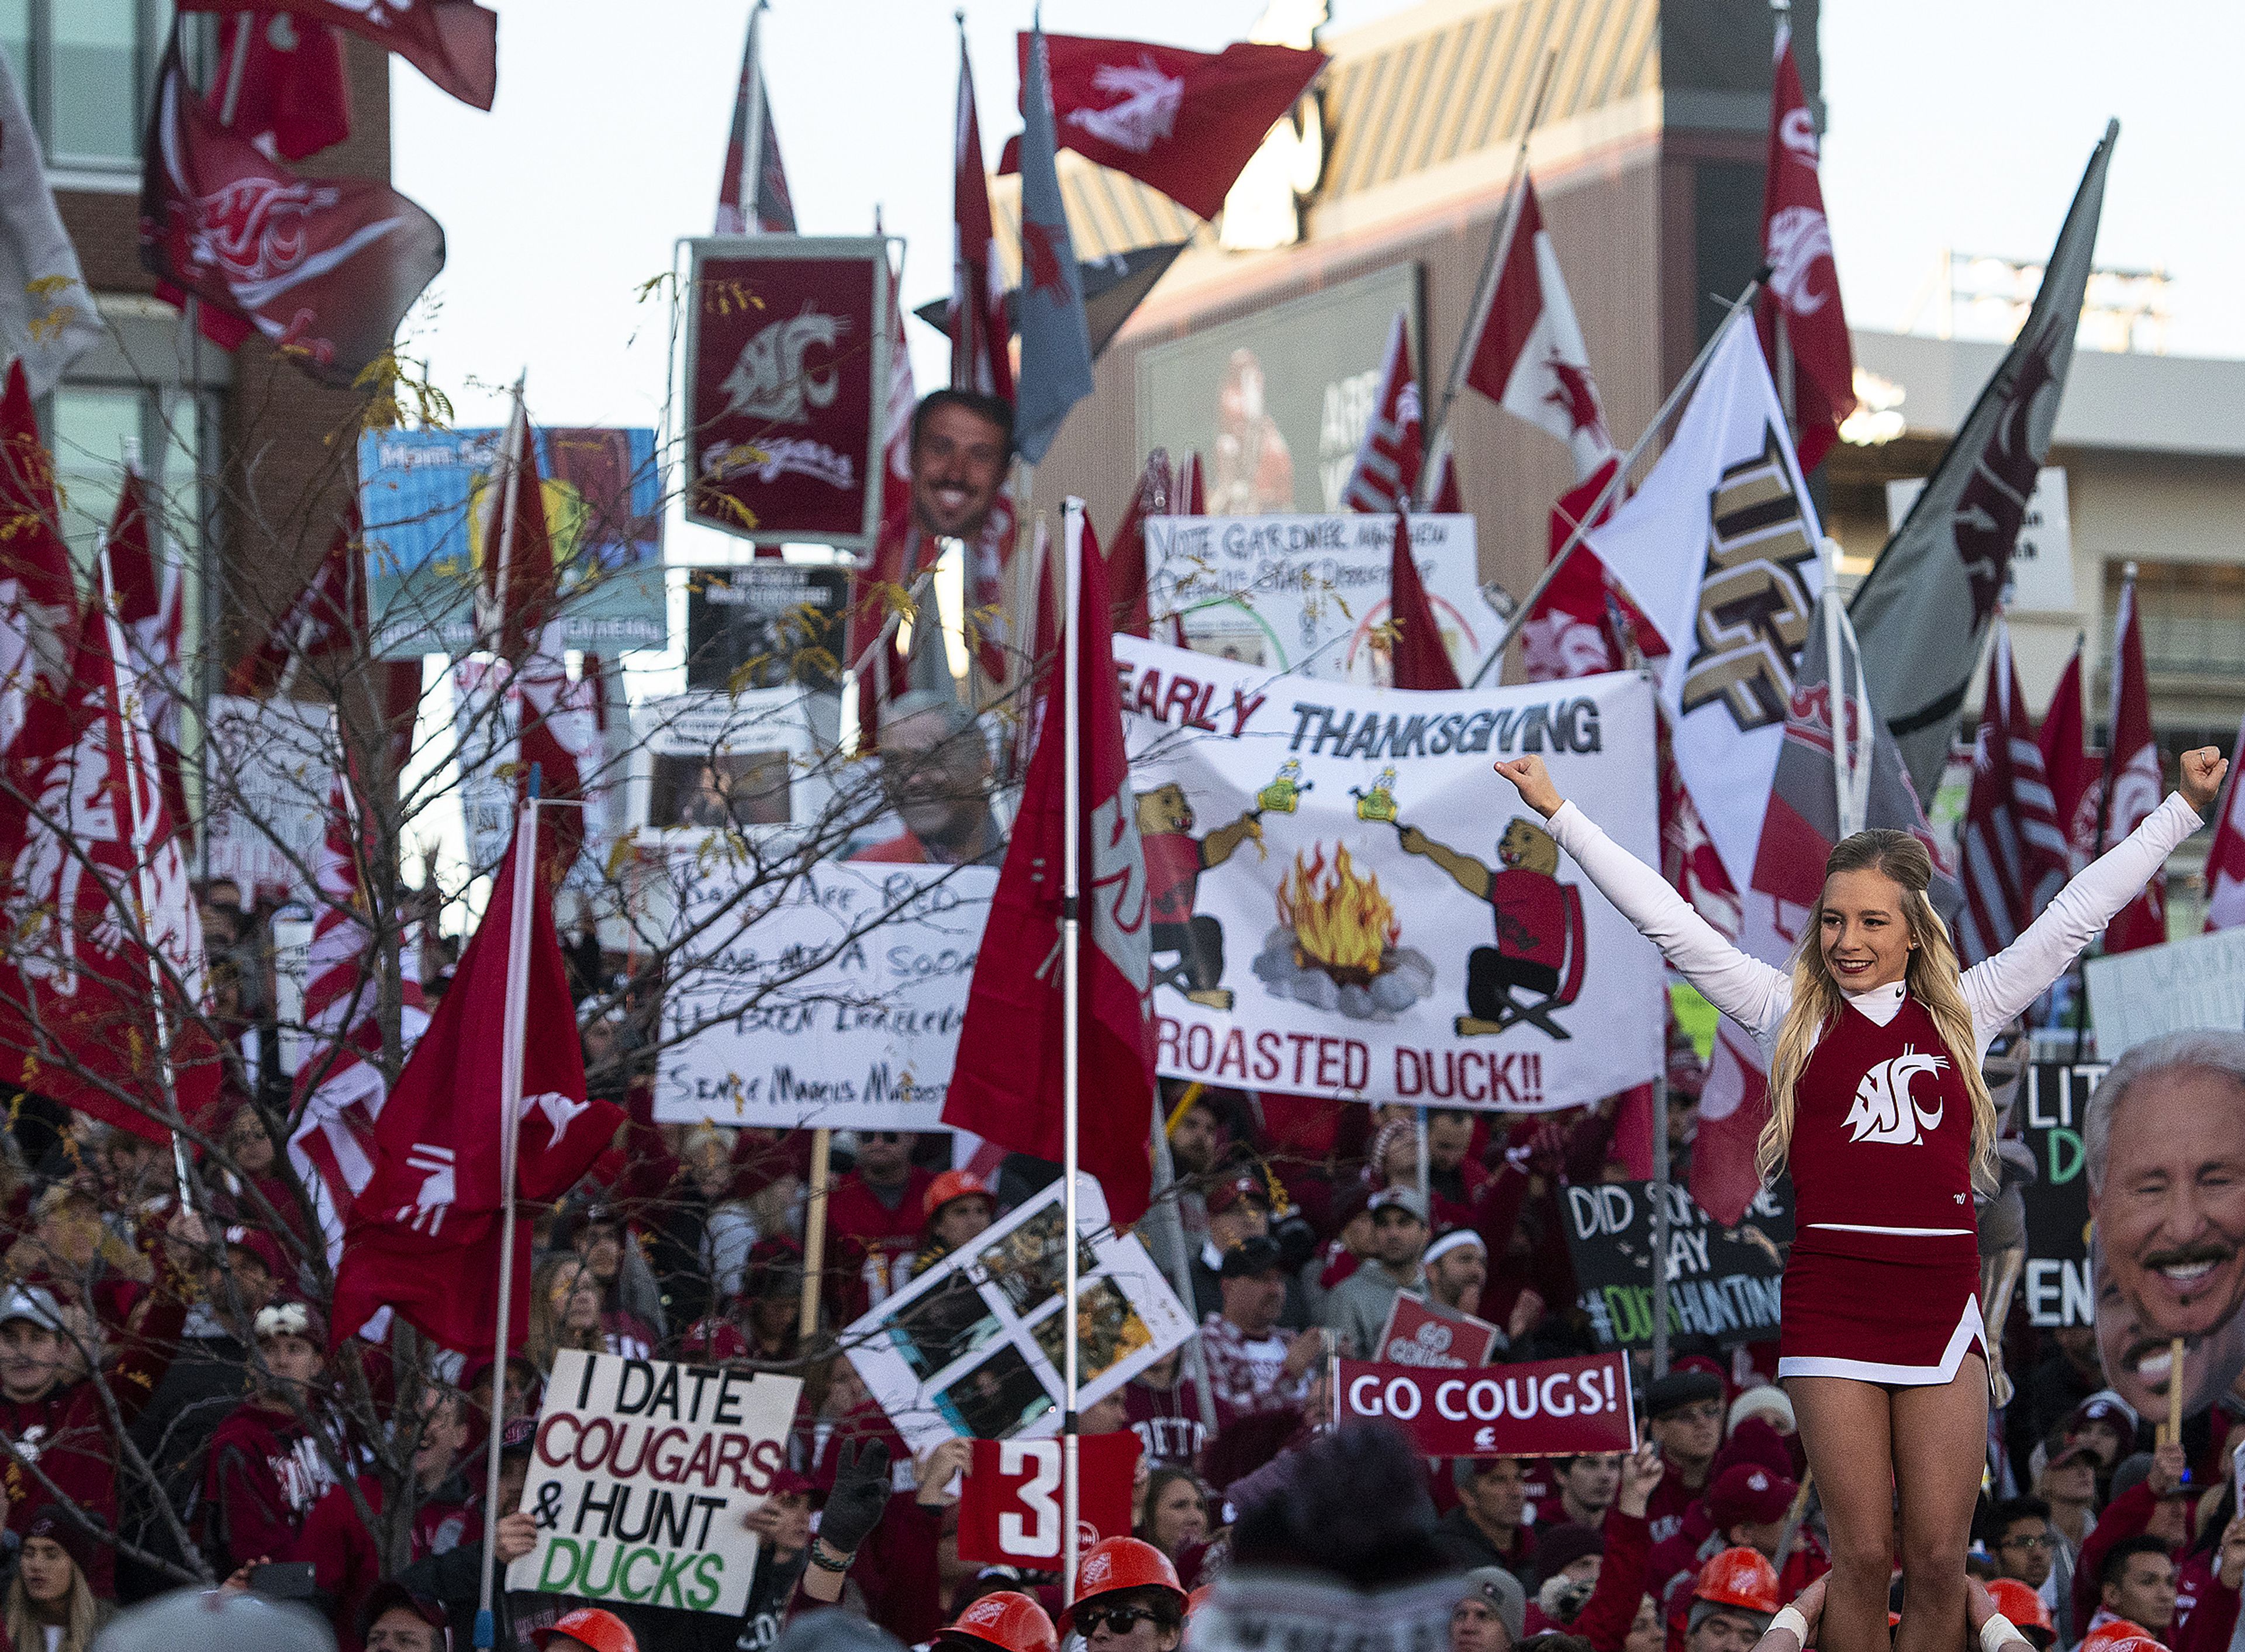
[203,695,336,904]
[636,687,828,833]
[1145,513,1501,685]
[1586,320,1823,891]
[1115,637,1664,1109]
[2084,928,2245,1057]
[655,860,993,1131]
[844,1176,1196,1457]
[508,1352,802,1616]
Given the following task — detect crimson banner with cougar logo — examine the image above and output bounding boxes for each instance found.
[682,237,889,552]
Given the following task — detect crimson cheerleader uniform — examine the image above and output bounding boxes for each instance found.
[1548,790,2206,1386]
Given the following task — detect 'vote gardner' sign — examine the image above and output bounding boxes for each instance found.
[509,1352,803,1615]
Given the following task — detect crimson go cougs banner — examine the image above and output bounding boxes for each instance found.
[1113,638,1664,1110]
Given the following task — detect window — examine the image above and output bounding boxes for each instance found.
[49,382,208,663]
[0,0,173,173]
[2105,560,2245,683]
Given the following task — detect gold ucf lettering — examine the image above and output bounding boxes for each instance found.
[1680,427,1819,731]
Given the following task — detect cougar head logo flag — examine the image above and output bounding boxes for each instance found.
[1842,1047,1949,1146]
[721,305,849,425]
[1068,57,1184,153]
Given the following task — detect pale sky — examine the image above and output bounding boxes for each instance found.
[389,0,2245,516]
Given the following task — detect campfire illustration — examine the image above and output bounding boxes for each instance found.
[1252,842,1437,1020]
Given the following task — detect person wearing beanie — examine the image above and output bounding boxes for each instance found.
[6,1506,112,1652]
[203,1297,348,1578]
[1456,1568,1528,1652]
[1424,1229,1492,1323]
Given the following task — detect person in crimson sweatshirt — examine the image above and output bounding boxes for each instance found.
[825,1132,935,1316]
[0,1240,188,1598]
[203,1299,352,1577]
[289,1386,492,1652]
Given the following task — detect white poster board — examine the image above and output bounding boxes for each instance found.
[202,695,337,904]
[636,687,828,834]
[1144,513,1500,683]
[2084,927,2245,1057]
[1886,466,2075,613]
[507,1352,802,1616]
[655,860,993,1131]
[844,1177,1196,1457]
[1115,638,1665,1109]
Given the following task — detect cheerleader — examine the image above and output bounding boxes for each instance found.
[1490,746,2228,1652]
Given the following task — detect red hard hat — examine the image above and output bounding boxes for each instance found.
[1987,1580,2054,1636]
[1056,1537,1187,1636]
[925,1169,993,1221]
[2089,1637,2169,1652]
[1693,1547,1781,1616]
[2082,1625,2164,1652]
[535,1609,638,1652]
[944,1591,1059,1652]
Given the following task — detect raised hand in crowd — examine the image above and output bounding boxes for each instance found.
[913,1436,973,1508]
[1505,1289,1545,1345]
[2180,745,2228,812]
[1493,755,1564,818]
[1282,1325,1327,1380]
[493,1508,538,1566]
[1615,1440,1664,1519]
[802,1437,892,1605]
[2148,1436,2189,1497]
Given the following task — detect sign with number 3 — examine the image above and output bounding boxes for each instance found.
[956,1435,1142,1566]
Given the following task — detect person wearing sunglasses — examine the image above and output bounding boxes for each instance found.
[1057,1537,1189,1652]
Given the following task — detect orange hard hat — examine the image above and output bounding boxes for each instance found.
[2082,1625,2164,1652]
[925,1169,993,1221]
[1987,1580,2054,1636]
[2089,1637,2169,1652]
[944,1591,1059,1652]
[1693,1547,1781,1617]
[534,1609,638,1652]
[1056,1537,1187,1636]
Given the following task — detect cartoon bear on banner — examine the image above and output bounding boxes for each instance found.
[1135,783,1263,1010]
[1398,815,1587,1038]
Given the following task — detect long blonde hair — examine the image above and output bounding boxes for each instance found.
[5,1551,103,1652]
[1755,829,1996,1191]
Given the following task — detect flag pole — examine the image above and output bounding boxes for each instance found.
[97,547,195,1212]
[738,1,771,233]
[1468,268,1771,687]
[490,379,527,652]
[1060,496,1084,1601]
[476,781,540,1651]
[2072,571,2133,1063]
[1417,50,1559,502]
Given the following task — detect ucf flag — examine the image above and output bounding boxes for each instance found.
[1584,318,1823,893]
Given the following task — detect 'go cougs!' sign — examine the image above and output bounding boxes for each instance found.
[1333,1354,1635,1457]
[509,1352,803,1615]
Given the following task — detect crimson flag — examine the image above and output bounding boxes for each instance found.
[1463,175,1614,480]
[847,255,925,754]
[1386,512,1456,692]
[217,11,351,159]
[226,506,362,697]
[181,0,496,110]
[2205,709,2245,931]
[141,40,446,387]
[0,361,78,762]
[1756,20,1854,473]
[0,555,222,1142]
[1341,313,1421,514]
[1519,458,1662,683]
[714,12,795,234]
[2037,640,2095,870]
[951,28,1012,403]
[103,474,191,842]
[1424,444,1460,514]
[2099,576,2167,953]
[331,831,621,1352]
[945,504,1156,1224]
[1005,34,1325,222]
[1106,451,1176,641]
[1954,619,2068,964]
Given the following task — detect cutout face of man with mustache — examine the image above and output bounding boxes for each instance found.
[2091,1233,2245,1422]
[2089,1049,2245,1343]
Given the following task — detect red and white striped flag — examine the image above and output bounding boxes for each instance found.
[1954,618,2068,963]
[1341,312,1421,513]
[2101,575,2167,953]
[2205,709,2245,932]
[1462,174,1614,481]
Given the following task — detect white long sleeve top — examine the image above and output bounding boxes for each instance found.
[1545,792,2204,1060]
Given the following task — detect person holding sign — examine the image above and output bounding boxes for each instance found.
[1492,745,2229,1652]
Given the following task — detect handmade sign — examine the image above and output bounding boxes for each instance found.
[1331,1353,1635,1456]
[508,1352,802,1616]
[656,861,992,1132]
[844,1177,1196,1456]
[1115,637,1664,1110]
[1371,1291,1500,1367]
[1561,1179,1794,1350]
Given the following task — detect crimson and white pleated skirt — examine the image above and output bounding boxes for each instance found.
[1776,1230,1987,1387]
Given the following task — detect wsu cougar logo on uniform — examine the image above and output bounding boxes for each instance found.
[1842,1047,1949,1146]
